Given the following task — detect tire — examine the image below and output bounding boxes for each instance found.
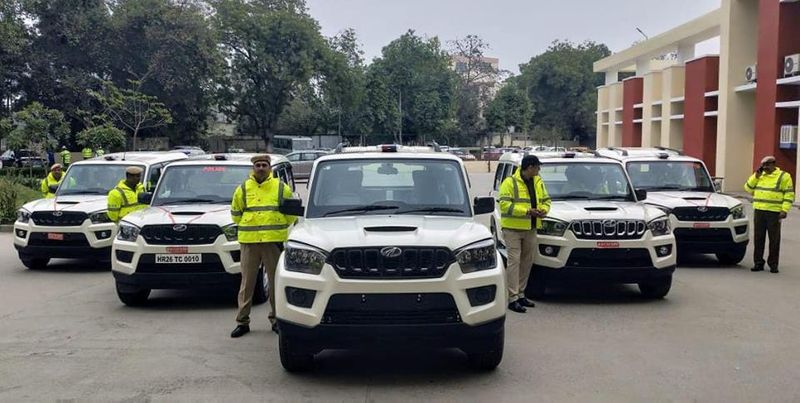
[279,330,314,372]
[716,244,747,265]
[116,282,151,306]
[638,275,672,299]
[467,328,504,371]
[253,269,268,305]
[525,267,547,300]
[21,257,49,270]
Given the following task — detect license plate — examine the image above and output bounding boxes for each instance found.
[155,254,201,264]
[693,223,711,228]
[47,233,64,241]
[596,241,620,249]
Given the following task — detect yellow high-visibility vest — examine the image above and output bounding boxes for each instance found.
[231,175,297,243]
[497,170,551,230]
[40,172,63,199]
[744,168,794,213]
[107,180,146,222]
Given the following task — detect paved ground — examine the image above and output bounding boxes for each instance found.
[2,173,800,401]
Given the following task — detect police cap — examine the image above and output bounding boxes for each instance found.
[50,163,62,171]
[760,155,776,164]
[126,166,144,175]
[251,154,271,165]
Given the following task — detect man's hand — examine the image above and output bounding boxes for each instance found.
[755,170,762,179]
[531,209,547,218]
[780,212,787,219]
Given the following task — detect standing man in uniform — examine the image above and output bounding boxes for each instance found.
[60,146,71,167]
[81,146,94,160]
[40,164,64,198]
[497,155,551,312]
[744,155,794,273]
[229,155,297,338]
[96,146,105,157]
[107,166,146,223]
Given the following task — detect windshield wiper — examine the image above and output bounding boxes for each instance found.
[158,198,220,205]
[60,190,105,195]
[396,207,466,214]
[323,205,400,217]
[555,195,592,200]
[589,195,629,200]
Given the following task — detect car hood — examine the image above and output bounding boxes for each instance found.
[122,204,233,227]
[289,215,491,252]
[643,191,741,210]
[21,195,108,214]
[547,200,666,222]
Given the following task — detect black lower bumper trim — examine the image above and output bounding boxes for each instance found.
[113,271,240,290]
[535,265,675,284]
[676,240,749,254]
[15,244,111,260]
[277,316,505,354]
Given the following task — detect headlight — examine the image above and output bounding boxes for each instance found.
[222,224,238,241]
[117,223,140,242]
[648,217,671,236]
[538,218,568,237]
[89,211,112,224]
[730,204,745,220]
[17,209,31,223]
[654,205,672,215]
[456,238,497,274]
[284,241,327,275]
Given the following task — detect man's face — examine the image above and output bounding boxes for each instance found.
[253,161,271,179]
[522,164,540,179]
[126,173,141,187]
[51,167,62,180]
[762,161,776,174]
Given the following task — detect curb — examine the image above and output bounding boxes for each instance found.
[0,224,13,233]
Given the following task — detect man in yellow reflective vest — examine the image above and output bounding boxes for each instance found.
[81,146,93,160]
[497,155,551,312]
[40,164,64,198]
[106,166,146,223]
[229,154,297,338]
[744,155,794,273]
[60,146,71,167]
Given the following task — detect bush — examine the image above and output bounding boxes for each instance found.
[0,177,41,224]
[0,166,47,178]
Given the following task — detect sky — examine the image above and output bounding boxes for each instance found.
[306,0,722,73]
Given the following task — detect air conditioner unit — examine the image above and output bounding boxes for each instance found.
[745,64,757,83]
[785,54,800,77]
[780,125,798,150]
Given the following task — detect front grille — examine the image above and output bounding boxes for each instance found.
[140,224,222,245]
[566,248,652,268]
[136,253,225,273]
[31,211,87,226]
[569,220,647,240]
[672,207,730,222]
[322,293,461,325]
[674,228,733,243]
[328,247,454,279]
[28,232,89,247]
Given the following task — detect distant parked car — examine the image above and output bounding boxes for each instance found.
[172,146,206,156]
[1,149,46,168]
[285,149,330,180]
[449,148,476,161]
[227,148,246,153]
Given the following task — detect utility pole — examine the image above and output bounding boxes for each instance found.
[397,90,403,145]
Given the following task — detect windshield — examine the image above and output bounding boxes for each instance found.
[57,164,144,196]
[627,161,713,191]
[539,162,632,201]
[152,165,252,206]
[308,158,470,218]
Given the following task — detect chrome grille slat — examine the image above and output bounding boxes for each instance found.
[569,219,647,240]
[140,224,223,245]
[328,247,454,279]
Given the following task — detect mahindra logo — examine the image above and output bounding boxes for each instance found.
[172,224,187,232]
[380,246,402,258]
[602,220,616,227]
[697,206,708,212]
[52,211,63,217]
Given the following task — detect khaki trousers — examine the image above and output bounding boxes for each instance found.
[236,242,281,326]
[502,228,537,302]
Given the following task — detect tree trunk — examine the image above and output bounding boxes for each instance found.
[262,128,273,153]
[132,128,139,151]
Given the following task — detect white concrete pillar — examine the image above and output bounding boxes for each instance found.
[677,44,695,64]
[605,70,619,85]
[636,59,650,76]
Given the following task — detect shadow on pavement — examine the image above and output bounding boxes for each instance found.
[535,283,669,305]
[122,288,241,311]
[28,259,110,273]
[677,253,746,270]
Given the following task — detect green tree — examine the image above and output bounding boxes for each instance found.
[517,40,610,144]
[0,0,30,117]
[89,80,172,151]
[485,81,533,134]
[213,0,329,151]
[3,102,69,175]
[76,125,127,152]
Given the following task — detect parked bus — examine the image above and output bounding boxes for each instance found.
[273,135,313,154]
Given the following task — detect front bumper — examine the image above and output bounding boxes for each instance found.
[113,271,240,291]
[670,216,749,253]
[13,220,116,259]
[275,251,507,328]
[534,231,677,270]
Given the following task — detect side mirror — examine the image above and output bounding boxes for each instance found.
[138,192,153,205]
[280,198,305,216]
[48,184,59,193]
[473,196,495,215]
[712,176,724,192]
[634,188,647,201]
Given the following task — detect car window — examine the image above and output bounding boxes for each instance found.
[58,164,144,195]
[626,161,714,191]
[493,163,506,190]
[286,153,301,162]
[147,163,164,191]
[300,153,316,161]
[539,162,631,200]
[153,165,252,205]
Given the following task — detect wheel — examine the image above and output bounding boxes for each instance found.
[279,330,314,372]
[638,275,672,299]
[116,282,151,306]
[467,328,504,371]
[716,244,747,265]
[253,269,268,305]
[20,256,49,270]
[525,267,547,300]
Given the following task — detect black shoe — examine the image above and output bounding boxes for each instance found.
[751,266,764,272]
[230,325,250,338]
[508,301,527,313]
[770,267,779,273]
[271,323,279,334]
[519,298,536,308]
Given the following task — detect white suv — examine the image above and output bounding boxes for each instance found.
[490,152,677,299]
[111,153,294,306]
[596,147,749,264]
[274,145,505,372]
[13,152,187,270]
